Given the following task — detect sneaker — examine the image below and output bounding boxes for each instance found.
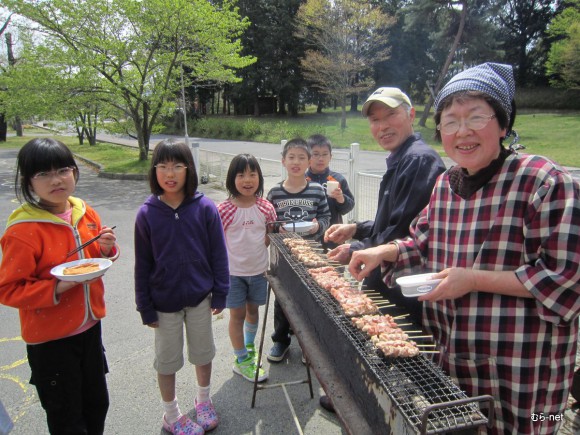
[162,414,204,435]
[267,342,289,362]
[246,343,264,367]
[245,343,257,362]
[195,399,219,432]
[233,356,268,382]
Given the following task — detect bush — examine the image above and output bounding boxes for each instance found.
[516,87,580,111]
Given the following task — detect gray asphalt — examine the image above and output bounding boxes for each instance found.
[0,147,346,435]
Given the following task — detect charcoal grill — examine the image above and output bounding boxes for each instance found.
[265,233,494,435]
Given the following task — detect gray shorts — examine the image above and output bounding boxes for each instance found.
[153,295,216,375]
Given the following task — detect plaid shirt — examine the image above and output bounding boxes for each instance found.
[386,154,580,434]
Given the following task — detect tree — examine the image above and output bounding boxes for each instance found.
[546,0,580,89]
[2,0,255,160]
[495,0,557,87]
[230,0,305,117]
[295,0,394,129]
[0,14,12,141]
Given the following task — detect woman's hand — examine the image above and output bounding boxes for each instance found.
[349,244,397,281]
[212,308,224,315]
[97,225,117,256]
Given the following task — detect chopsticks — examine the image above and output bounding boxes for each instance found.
[66,226,116,258]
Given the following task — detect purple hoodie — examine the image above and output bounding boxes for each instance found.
[134,192,229,325]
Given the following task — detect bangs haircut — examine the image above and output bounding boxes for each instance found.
[282,138,311,158]
[307,134,332,153]
[434,91,509,142]
[16,138,79,208]
[149,139,198,197]
[225,153,265,198]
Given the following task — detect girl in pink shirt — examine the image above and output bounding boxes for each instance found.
[217,154,276,383]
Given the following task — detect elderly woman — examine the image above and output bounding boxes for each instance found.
[349,63,580,434]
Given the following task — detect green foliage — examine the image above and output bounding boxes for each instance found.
[1,0,256,159]
[546,1,580,89]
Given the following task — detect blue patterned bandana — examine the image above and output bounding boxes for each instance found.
[435,63,515,123]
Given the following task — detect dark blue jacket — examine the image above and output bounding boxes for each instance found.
[351,133,445,318]
[134,192,229,325]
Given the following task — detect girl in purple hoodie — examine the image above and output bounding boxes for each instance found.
[134,139,229,435]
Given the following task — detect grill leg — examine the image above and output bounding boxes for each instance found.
[251,282,271,408]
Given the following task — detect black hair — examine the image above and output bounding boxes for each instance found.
[149,139,198,197]
[282,138,311,158]
[307,134,333,153]
[15,138,79,210]
[225,153,265,198]
[433,91,514,144]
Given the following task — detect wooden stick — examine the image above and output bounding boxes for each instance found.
[407,335,433,339]
[415,343,437,347]
[420,350,440,354]
[393,314,409,319]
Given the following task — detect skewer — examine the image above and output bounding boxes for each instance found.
[397,323,413,327]
[420,350,440,354]
[401,330,423,334]
[407,335,433,339]
[375,303,396,308]
[414,343,437,347]
[393,314,409,319]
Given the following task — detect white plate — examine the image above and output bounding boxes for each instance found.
[396,273,442,297]
[282,221,316,234]
[51,258,113,282]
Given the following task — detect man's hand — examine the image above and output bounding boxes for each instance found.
[324,223,356,244]
[327,244,352,264]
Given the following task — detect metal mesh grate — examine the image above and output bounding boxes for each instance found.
[268,233,489,434]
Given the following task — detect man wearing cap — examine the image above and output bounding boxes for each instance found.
[325,87,446,324]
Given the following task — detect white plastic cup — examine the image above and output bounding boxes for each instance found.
[325,180,339,194]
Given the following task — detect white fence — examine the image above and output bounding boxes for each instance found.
[197,142,382,223]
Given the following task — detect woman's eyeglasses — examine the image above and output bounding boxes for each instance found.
[437,114,496,135]
[32,167,75,180]
[154,164,188,174]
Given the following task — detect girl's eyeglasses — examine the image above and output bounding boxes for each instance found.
[32,167,75,180]
[154,164,188,174]
[437,114,496,135]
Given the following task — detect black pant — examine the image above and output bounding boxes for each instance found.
[271,299,291,346]
[365,268,423,327]
[27,322,109,435]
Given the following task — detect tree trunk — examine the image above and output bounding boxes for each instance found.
[340,99,347,130]
[418,1,468,127]
[0,114,7,142]
[13,117,22,136]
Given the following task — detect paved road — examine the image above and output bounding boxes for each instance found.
[96,133,580,182]
[0,148,345,435]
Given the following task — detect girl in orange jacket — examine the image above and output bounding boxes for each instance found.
[0,138,119,435]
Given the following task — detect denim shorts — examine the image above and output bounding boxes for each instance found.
[226,274,268,308]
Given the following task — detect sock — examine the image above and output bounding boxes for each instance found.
[197,385,211,404]
[234,347,249,363]
[244,320,258,346]
[162,398,182,424]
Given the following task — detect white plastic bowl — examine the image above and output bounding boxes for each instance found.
[396,273,442,297]
[51,258,113,282]
[282,221,316,234]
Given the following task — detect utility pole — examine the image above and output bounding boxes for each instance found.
[181,66,199,175]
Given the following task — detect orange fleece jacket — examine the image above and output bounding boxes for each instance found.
[0,196,119,344]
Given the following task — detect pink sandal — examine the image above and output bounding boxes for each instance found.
[195,399,219,431]
[162,414,204,435]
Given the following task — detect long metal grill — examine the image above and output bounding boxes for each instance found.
[269,233,492,434]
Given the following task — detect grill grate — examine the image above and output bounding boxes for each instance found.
[269,233,490,434]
